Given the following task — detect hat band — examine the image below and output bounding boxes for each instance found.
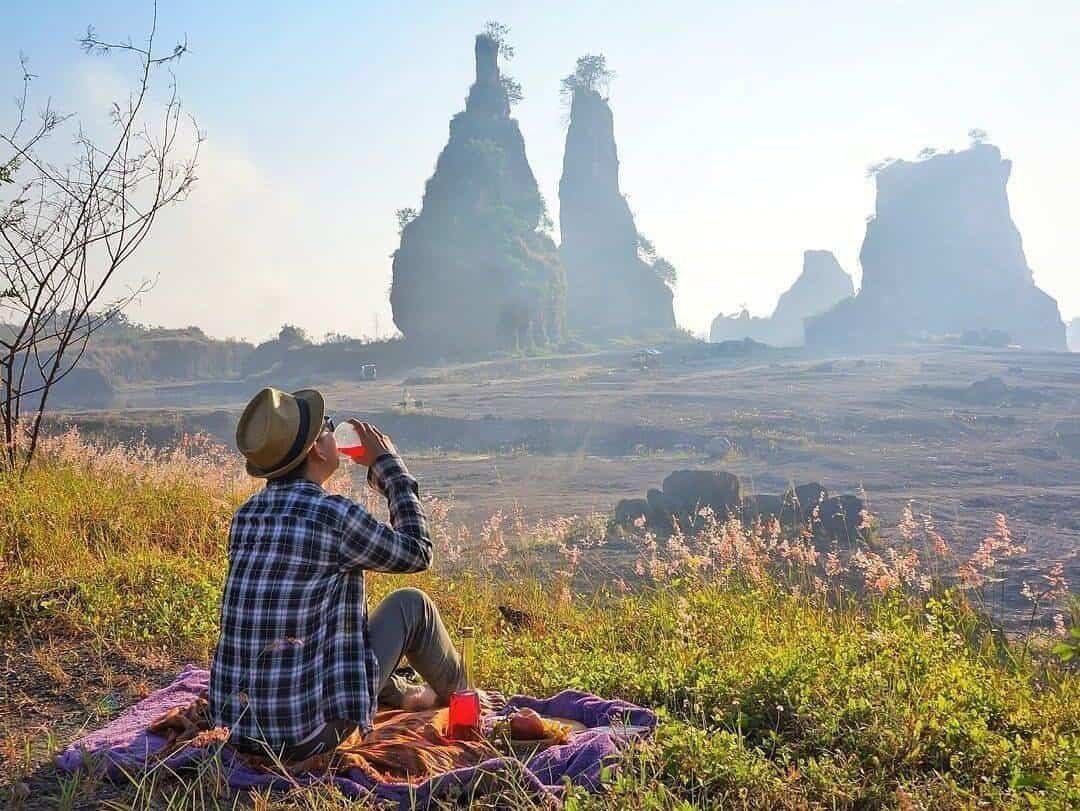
[271,397,312,471]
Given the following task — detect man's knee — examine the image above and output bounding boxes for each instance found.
[384,587,434,619]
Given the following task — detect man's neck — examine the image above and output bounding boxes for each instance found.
[269,474,325,489]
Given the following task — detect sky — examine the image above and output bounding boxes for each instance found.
[3,1,1079,343]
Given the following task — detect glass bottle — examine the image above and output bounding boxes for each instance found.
[447,627,481,740]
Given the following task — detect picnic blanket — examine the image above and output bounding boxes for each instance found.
[56,665,656,807]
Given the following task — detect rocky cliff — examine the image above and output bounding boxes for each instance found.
[710,250,853,346]
[1068,317,1080,352]
[390,35,565,354]
[806,144,1065,351]
[559,85,674,338]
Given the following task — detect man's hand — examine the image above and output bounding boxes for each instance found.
[346,419,397,466]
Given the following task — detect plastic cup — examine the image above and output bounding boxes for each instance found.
[333,422,366,462]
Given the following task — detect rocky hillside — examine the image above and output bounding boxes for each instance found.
[390,33,565,355]
[559,71,674,339]
[711,250,852,346]
[807,143,1066,351]
[84,327,252,382]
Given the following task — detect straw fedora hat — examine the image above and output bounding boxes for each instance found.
[236,387,325,479]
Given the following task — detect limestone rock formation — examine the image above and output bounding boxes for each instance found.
[613,470,867,551]
[559,83,674,338]
[710,250,853,346]
[818,495,864,547]
[614,497,649,527]
[742,494,783,523]
[782,482,829,524]
[1068,317,1080,352]
[807,144,1066,351]
[390,34,565,354]
[661,469,741,530]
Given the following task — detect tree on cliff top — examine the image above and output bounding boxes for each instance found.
[481,21,515,60]
[560,54,616,104]
[479,21,524,107]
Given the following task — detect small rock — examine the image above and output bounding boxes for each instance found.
[704,436,733,458]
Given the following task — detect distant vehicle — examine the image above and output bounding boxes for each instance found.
[360,364,377,380]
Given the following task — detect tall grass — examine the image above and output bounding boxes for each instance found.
[1,430,1077,808]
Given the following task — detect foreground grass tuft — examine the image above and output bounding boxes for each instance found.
[0,432,1077,809]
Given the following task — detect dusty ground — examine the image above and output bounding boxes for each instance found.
[62,342,1080,607]
[0,633,188,807]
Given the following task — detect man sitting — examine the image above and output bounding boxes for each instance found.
[210,387,472,760]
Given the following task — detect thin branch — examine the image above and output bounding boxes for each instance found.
[2,3,197,473]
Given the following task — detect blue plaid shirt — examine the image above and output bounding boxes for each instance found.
[209,454,431,748]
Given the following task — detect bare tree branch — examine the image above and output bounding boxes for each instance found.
[1,1,198,473]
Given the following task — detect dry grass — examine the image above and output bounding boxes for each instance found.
[0,430,1076,809]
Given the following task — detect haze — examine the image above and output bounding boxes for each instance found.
[4,0,1079,342]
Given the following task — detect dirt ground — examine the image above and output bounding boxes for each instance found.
[0,633,189,807]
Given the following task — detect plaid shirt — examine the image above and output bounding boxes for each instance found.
[209,454,431,748]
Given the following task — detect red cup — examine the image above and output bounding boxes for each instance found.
[447,689,481,740]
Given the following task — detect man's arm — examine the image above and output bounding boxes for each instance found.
[337,453,433,573]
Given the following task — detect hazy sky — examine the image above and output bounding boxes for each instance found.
[4,1,1079,343]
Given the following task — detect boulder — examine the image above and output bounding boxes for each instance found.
[704,435,733,459]
[661,470,742,526]
[613,498,649,527]
[782,482,828,524]
[646,488,675,534]
[742,494,783,523]
[816,495,865,547]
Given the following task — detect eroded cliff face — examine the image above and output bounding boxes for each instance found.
[807,144,1066,351]
[559,87,674,338]
[711,250,853,346]
[1067,318,1080,353]
[390,35,565,355]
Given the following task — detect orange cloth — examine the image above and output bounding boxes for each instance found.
[328,707,497,784]
[149,697,498,785]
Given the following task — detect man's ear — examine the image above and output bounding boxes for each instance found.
[309,441,328,463]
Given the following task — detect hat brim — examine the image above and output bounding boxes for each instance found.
[245,389,326,479]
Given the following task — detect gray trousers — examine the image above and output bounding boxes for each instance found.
[281,587,466,760]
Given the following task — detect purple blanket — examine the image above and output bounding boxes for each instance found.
[57,665,656,807]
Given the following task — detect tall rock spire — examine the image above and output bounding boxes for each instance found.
[466,34,509,117]
[559,80,675,338]
[389,33,565,355]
